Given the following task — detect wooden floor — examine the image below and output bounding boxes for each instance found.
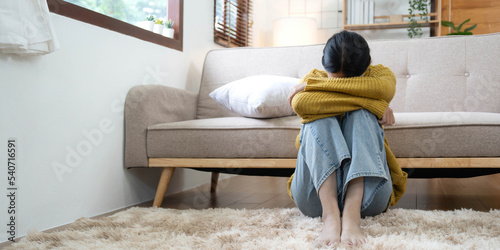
[140,173,500,212]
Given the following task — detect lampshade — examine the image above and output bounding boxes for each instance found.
[273,17,318,47]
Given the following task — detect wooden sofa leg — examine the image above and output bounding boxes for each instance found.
[152,167,176,207]
[210,172,220,193]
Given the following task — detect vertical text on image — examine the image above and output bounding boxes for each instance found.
[6,138,18,242]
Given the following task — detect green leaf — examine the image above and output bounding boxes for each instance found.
[408,0,430,38]
[441,20,456,30]
[464,24,477,33]
[457,18,470,32]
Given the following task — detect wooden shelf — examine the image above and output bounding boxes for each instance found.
[374,13,438,20]
[343,0,442,36]
[345,20,439,31]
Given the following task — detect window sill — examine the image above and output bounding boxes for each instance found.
[46,0,183,51]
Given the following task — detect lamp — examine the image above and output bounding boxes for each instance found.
[273,17,318,47]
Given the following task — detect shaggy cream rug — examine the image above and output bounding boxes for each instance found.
[7,207,500,249]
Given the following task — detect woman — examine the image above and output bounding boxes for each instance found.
[287,30,407,246]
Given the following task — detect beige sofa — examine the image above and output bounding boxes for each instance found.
[125,33,500,207]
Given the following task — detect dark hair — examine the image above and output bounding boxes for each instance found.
[322,30,371,77]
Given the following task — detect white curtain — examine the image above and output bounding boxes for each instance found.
[0,0,60,55]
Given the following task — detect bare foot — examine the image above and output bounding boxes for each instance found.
[318,215,342,246]
[341,177,366,246]
[341,214,366,246]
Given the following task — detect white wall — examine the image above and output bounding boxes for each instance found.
[253,0,430,47]
[0,0,224,242]
[253,0,344,47]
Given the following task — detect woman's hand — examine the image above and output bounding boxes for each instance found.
[288,82,307,108]
[378,106,395,126]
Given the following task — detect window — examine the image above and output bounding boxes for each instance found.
[46,0,183,51]
[214,0,253,47]
[64,0,167,27]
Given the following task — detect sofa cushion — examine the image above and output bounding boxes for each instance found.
[147,116,301,158]
[147,112,500,159]
[389,112,500,128]
[385,112,500,157]
[209,75,299,118]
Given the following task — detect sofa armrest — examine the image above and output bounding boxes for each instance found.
[125,84,198,168]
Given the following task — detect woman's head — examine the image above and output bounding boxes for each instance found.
[322,30,371,77]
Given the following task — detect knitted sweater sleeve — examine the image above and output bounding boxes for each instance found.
[304,64,396,104]
[300,69,328,83]
[291,64,395,121]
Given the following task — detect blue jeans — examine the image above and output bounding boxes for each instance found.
[290,109,392,218]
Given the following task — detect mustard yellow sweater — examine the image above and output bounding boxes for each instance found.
[287,64,407,207]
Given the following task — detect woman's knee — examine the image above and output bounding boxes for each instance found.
[343,109,385,149]
[346,109,379,124]
[306,116,342,135]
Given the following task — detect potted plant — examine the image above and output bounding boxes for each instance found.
[441,19,477,35]
[163,19,175,38]
[407,0,430,38]
[153,19,164,34]
[143,14,155,31]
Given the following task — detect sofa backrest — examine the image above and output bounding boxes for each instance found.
[197,33,500,119]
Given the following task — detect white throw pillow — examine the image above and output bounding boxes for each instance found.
[209,75,300,118]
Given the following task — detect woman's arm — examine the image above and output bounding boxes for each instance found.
[288,69,327,108]
[304,64,396,104]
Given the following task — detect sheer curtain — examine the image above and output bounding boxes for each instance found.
[0,0,60,55]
